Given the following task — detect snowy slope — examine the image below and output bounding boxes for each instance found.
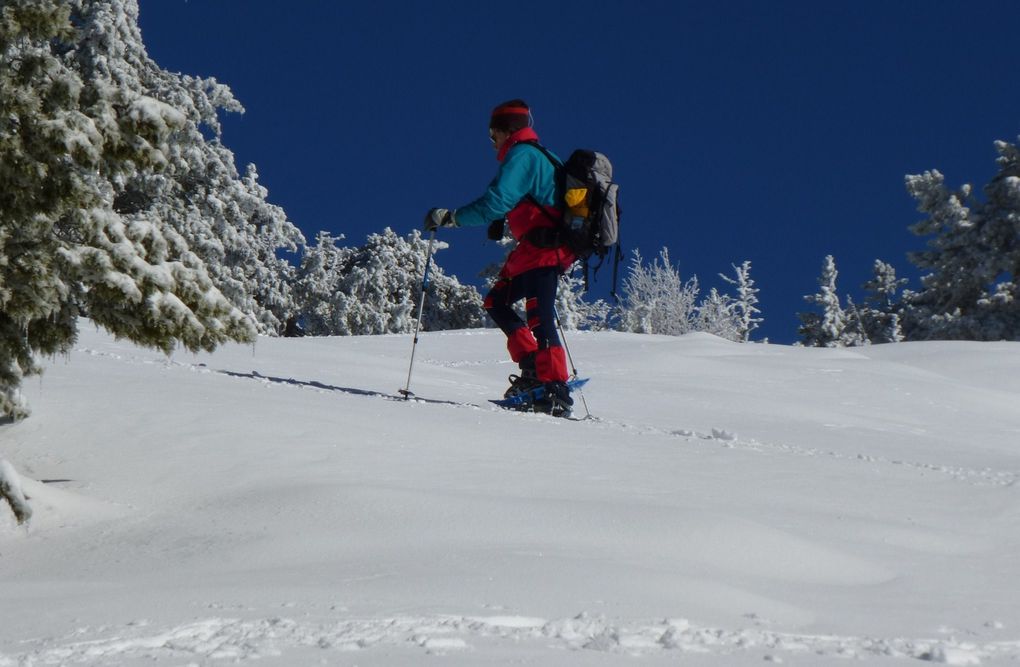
[2,324,1019,666]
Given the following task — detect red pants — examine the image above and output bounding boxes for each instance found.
[483,267,568,383]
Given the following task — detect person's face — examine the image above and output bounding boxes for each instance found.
[489,128,510,152]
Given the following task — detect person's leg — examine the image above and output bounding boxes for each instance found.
[484,277,537,369]
[523,268,569,384]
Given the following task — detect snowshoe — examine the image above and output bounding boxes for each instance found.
[491,377,589,417]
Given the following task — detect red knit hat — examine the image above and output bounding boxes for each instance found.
[489,99,532,133]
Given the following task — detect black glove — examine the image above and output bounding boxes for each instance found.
[424,208,456,232]
[487,218,506,240]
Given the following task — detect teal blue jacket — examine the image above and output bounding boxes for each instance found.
[454,134,559,228]
[454,128,574,278]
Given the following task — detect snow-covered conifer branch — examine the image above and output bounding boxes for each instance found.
[0,460,32,526]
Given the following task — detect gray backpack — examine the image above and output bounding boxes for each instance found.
[526,143,622,289]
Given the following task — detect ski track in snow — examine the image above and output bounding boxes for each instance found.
[639,423,1020,489]
[76,347,1020,490]
[4,612,1018,665]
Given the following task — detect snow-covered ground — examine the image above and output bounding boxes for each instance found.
[2,323,1019,666]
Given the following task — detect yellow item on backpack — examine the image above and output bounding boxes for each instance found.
[565,187,589,217]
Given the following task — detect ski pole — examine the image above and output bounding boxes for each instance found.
[554,308,592,418]
[399,229,436,399]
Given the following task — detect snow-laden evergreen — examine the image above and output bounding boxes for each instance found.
[0,459,31,525]
[860,260,906,343]
[291,231,349,336]
[0,0,255,419]
[294,229,485,336]
[902,137,1020,340]
[720,260,763,342]
[619,248,700,336]
[695,287,741,340]
[798,255,847,347]
[618,248,755,341]
[68,0,305,335]
[840,296,870,347]
[555,266,612,331]
[795,134,1020,347]
[800,257,909,348]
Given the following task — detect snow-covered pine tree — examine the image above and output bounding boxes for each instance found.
[555,265,612,331]
[0,459,31,525]
[294,229,485,336]
[798,255,846,347]
[291,231,351,336]
[414,233,487,333]
[720,260,762,342]
[618,248,700,336]
[0,0,255,419]
[695,288,742,341]
[69,0,305,335]
[904,138,1020,340]
[902,170,983,339]
[863,260,906,311]
[840,297,870,347]
[860,259,906,343]
[958,138,1020,338]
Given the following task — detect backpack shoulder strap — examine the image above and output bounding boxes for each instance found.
[518,141,564,215]
[519,140,563,169]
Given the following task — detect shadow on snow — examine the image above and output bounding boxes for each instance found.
[213,368,475,408]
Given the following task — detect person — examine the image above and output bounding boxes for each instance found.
[425,99,575,416]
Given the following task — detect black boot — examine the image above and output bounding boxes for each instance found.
[504,354,541,398]
[533,381,574,417]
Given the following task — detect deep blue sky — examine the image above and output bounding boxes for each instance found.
[138,1,1020,342]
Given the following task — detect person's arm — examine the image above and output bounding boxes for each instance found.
[453,147,542,227]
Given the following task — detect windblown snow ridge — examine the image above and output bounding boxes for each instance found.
[4,613,1016,665]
